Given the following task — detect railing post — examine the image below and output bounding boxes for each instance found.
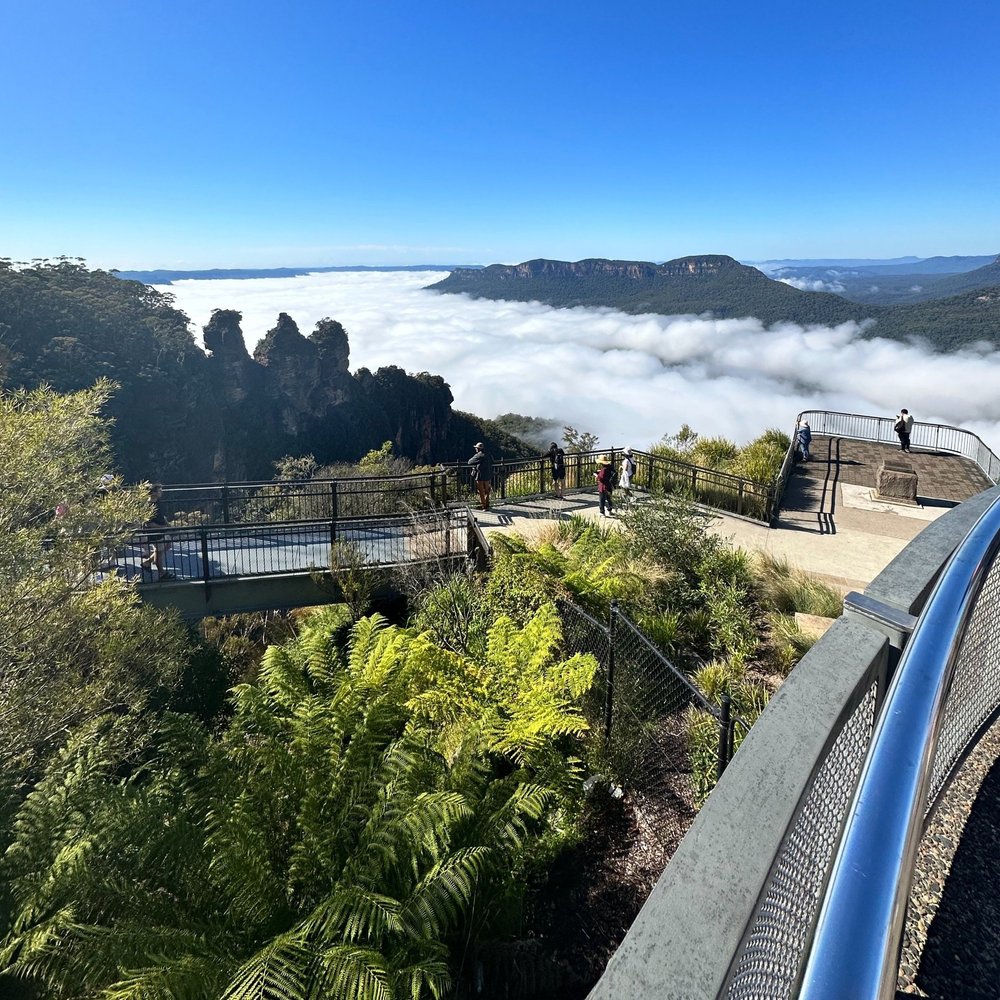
[717,693,732,780]
[221,482,231,524]
[737,480,744,516]
[330,482,338,543]
[540,457,546,495]
[429,471,436,506]
[604,599,618,739]
[499,459,506,500]
[200,529,211,584]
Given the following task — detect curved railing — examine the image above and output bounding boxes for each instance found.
[801,492,1000,999]
[770,410,1000,521]
[796,410,1000,483]
[588,484,1000,999]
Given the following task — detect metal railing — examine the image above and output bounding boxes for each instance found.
[559,599,739,835]
[122,507,474,583]
[445,447,778,523]
[157,471,450,526]
[588,484,1000,1000]
[806,410,999,481]
[770,411,1000,520]
[800,491,1000,1000]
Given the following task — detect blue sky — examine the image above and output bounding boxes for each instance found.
[3,0,998,269]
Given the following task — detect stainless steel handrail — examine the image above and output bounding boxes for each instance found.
[799,493,1000,1000]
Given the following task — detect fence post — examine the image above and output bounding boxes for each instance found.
[540,457,546,495]
[737,480,744,516]
[200,529,211,584]
[604,599,618,740]
[499,459,506,500]
[330,482,338,544]
[429,471,436,506]
[441,469,448,505]
[717,693,732,781]
[221,482,231,524]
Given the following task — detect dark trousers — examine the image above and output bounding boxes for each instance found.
[897,431,911,452]
[599,489,613,515]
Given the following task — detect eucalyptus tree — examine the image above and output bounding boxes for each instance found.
[0,381,188,809]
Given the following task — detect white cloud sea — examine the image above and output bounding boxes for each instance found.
[157,270,1000,454]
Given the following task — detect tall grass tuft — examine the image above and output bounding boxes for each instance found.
[752,553,843,618]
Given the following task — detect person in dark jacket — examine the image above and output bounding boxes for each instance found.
[139,483,174,580]
[594,455,615,517]
[894,408,914,452]
[796,420,812,462]
[548,442,566,499]
[468,442,493,511]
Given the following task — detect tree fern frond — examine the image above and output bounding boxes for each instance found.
[219,933,312,1000]
[316,945,391,1000]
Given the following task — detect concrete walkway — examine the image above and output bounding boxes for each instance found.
[475,439,992,593]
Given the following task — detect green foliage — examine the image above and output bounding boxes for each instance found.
[765,613,819,677]
[689,436,739,470]
[358,440,397,475]
[0,382,188,810]
[0,603,595,999]
[688,657,771,803]
[561,425,600,454]
[752,553,844,618]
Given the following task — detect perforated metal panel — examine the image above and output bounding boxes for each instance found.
[725,681,879,1000]
[928,551,1000,809]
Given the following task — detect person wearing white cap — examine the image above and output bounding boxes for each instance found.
[796,420,812,462]
[619,448,636,503]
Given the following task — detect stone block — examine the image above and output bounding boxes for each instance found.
[874,460,918,505]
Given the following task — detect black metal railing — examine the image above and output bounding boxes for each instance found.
[121,508,472,583]
[444,448,778,523]
[156,471,451,527]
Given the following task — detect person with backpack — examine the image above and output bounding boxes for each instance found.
[468,442,493,511]
[619,448,636,503]
[548,442,566,499]
[894,408,914,453]
[594,455,615,517]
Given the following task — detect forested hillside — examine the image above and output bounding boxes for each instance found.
[429,255,1000,349]
[429,256,871,327]
[0,259,532,482]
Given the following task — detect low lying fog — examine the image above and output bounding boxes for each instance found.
[158,270,1000,452]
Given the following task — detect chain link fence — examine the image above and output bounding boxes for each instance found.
[558,598,738,846]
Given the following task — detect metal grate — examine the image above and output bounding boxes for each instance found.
[928,550,1000,808]
[726,680,879,1000]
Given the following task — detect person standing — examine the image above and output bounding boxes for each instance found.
[140,483,174,580]
[894,409,914,453]
[619,447,636,503]
[796,420,812,462]
[468,442,493,511]
[548,442,566,499]
[594,455,615,517]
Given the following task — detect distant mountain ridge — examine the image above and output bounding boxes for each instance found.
[430,255,870,328]
[428,254,1000,350]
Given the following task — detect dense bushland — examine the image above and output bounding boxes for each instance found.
[0,384,842,999]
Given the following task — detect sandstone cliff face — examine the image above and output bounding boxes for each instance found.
[461,255,738,283]
[201,312,468,479]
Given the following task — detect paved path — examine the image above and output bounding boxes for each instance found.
[476,438,991,592]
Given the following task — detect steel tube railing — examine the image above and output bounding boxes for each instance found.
[795,410,1000,485]
[800,493,1000,1000]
